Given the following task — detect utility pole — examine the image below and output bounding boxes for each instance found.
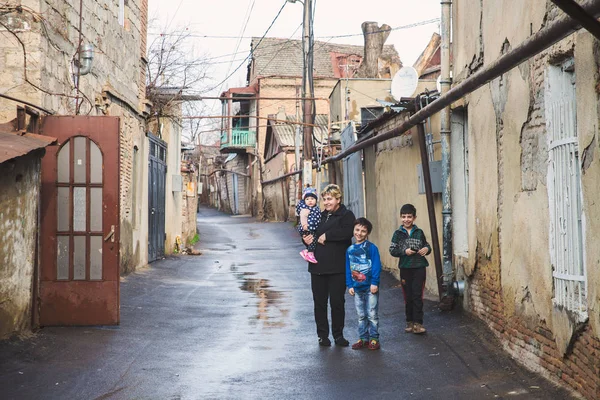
[301,0,314,186]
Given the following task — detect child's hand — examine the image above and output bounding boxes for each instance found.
[302,223,308,230]
[370,285,378,294]
[348,288,355,296]
[405,249,416,255]
[417,247,428,256]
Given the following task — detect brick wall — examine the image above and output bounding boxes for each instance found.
[452,2,600,398]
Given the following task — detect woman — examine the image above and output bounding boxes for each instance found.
[303,184,355,346]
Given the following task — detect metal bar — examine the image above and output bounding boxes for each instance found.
[415,96,444,301]
[321,0,600,164]
[181,115,324,128]
[261,169,301,185]
[207,169,250,178]
[551,0,600,40]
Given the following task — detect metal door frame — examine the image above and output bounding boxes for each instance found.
[148,133,167,262]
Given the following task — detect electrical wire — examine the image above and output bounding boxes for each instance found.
[201,0,288,94]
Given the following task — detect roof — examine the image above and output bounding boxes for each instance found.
[0,130,57,163]
[268,114,328,148]
[249,37,399,79]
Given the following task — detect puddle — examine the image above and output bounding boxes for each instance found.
[235,272,288,328]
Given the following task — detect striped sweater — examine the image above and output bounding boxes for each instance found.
[389,225,431,269]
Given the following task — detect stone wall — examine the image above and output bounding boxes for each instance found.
[0,0,148,275]
[181,167,198,246]
[0,152,42,338]
[453,1,600,398]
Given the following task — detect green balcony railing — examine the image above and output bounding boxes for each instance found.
[220,128,256,150]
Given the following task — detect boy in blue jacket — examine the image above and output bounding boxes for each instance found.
[346,218,382,350]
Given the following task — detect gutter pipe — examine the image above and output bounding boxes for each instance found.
[440,0,454,307]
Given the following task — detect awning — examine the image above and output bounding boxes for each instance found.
[0,131,57,164]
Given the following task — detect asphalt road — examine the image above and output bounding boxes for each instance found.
[0,206,574,399]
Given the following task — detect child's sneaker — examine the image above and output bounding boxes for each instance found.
[368,339,380,350]
[412,323,426,334]
[351,339,368,350]
[305,252,318,263]
[299,249,309,261]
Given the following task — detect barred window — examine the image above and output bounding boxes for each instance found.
[544,60,587,319]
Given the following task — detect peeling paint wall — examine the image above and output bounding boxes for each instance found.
[0,152,41,339]
[454,1,600,398]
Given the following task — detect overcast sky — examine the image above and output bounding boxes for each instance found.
[147,0,441,141]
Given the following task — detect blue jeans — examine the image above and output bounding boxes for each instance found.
[354,290,379,340]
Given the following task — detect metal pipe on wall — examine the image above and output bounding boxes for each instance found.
[440,0,454,305]
[415,96,444,301]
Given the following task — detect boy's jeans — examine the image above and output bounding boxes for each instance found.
[354,290,379,340]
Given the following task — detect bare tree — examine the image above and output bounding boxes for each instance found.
[146,24,210,141]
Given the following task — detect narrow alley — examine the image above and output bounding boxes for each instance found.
[0,207,574,399]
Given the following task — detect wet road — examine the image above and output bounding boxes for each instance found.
[0,206,573,399]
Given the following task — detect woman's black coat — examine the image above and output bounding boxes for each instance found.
[308,204,355,275]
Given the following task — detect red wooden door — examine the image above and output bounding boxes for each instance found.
[39,116,120,326]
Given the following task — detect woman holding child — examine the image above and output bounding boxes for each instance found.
[303,184,355,347]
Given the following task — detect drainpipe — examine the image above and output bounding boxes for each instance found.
[440,0,454,308]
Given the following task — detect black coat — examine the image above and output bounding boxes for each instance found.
[308,204,355,275]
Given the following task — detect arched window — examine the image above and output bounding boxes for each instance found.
[56,137,104,281]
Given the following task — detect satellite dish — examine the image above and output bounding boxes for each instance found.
[391,66,418,101]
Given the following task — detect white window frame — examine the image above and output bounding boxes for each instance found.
[545,59,587,320]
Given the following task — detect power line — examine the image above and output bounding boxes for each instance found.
[201,0,289,94]
[148,17,440,40]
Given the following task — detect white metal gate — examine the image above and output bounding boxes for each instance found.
[341,123,365,218]
[545,60,587,319]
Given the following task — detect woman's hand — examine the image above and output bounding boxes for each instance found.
[317,234,326,245]
[405,249,416,256]
[417,247,428,256]
[303,234,314,245]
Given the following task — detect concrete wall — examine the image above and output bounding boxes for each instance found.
[0,0,149,275]
[181,167,198,246]
[329,79,394,127]
[453,1,600,398]
[363,110,443,295]
[0,152,42,338]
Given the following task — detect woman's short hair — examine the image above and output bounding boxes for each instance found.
[321,184,342,200]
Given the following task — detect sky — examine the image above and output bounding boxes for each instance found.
[147,0,441,142]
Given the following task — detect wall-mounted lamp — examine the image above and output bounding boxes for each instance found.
[73,44,94,76]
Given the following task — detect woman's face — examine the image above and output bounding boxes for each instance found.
[322,194,341,212]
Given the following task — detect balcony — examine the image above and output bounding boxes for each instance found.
[220,128,257,153]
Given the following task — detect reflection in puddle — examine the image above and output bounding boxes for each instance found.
[234,271,288,328]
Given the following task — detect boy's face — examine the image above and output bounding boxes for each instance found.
[353,224,369,243]
[304,197,317,207]
[401,213,416,229]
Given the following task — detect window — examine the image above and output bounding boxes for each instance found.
[544,59,587,319]
[118,0,125,27]
[451,108,469,256]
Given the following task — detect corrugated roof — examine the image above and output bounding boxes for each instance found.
[0,131,57,163]
[268,114,328,147]
[250,37,399,78]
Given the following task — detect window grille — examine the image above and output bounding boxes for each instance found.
[545,62,587,319]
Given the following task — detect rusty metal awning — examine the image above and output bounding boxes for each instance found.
[0,131,57,164]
